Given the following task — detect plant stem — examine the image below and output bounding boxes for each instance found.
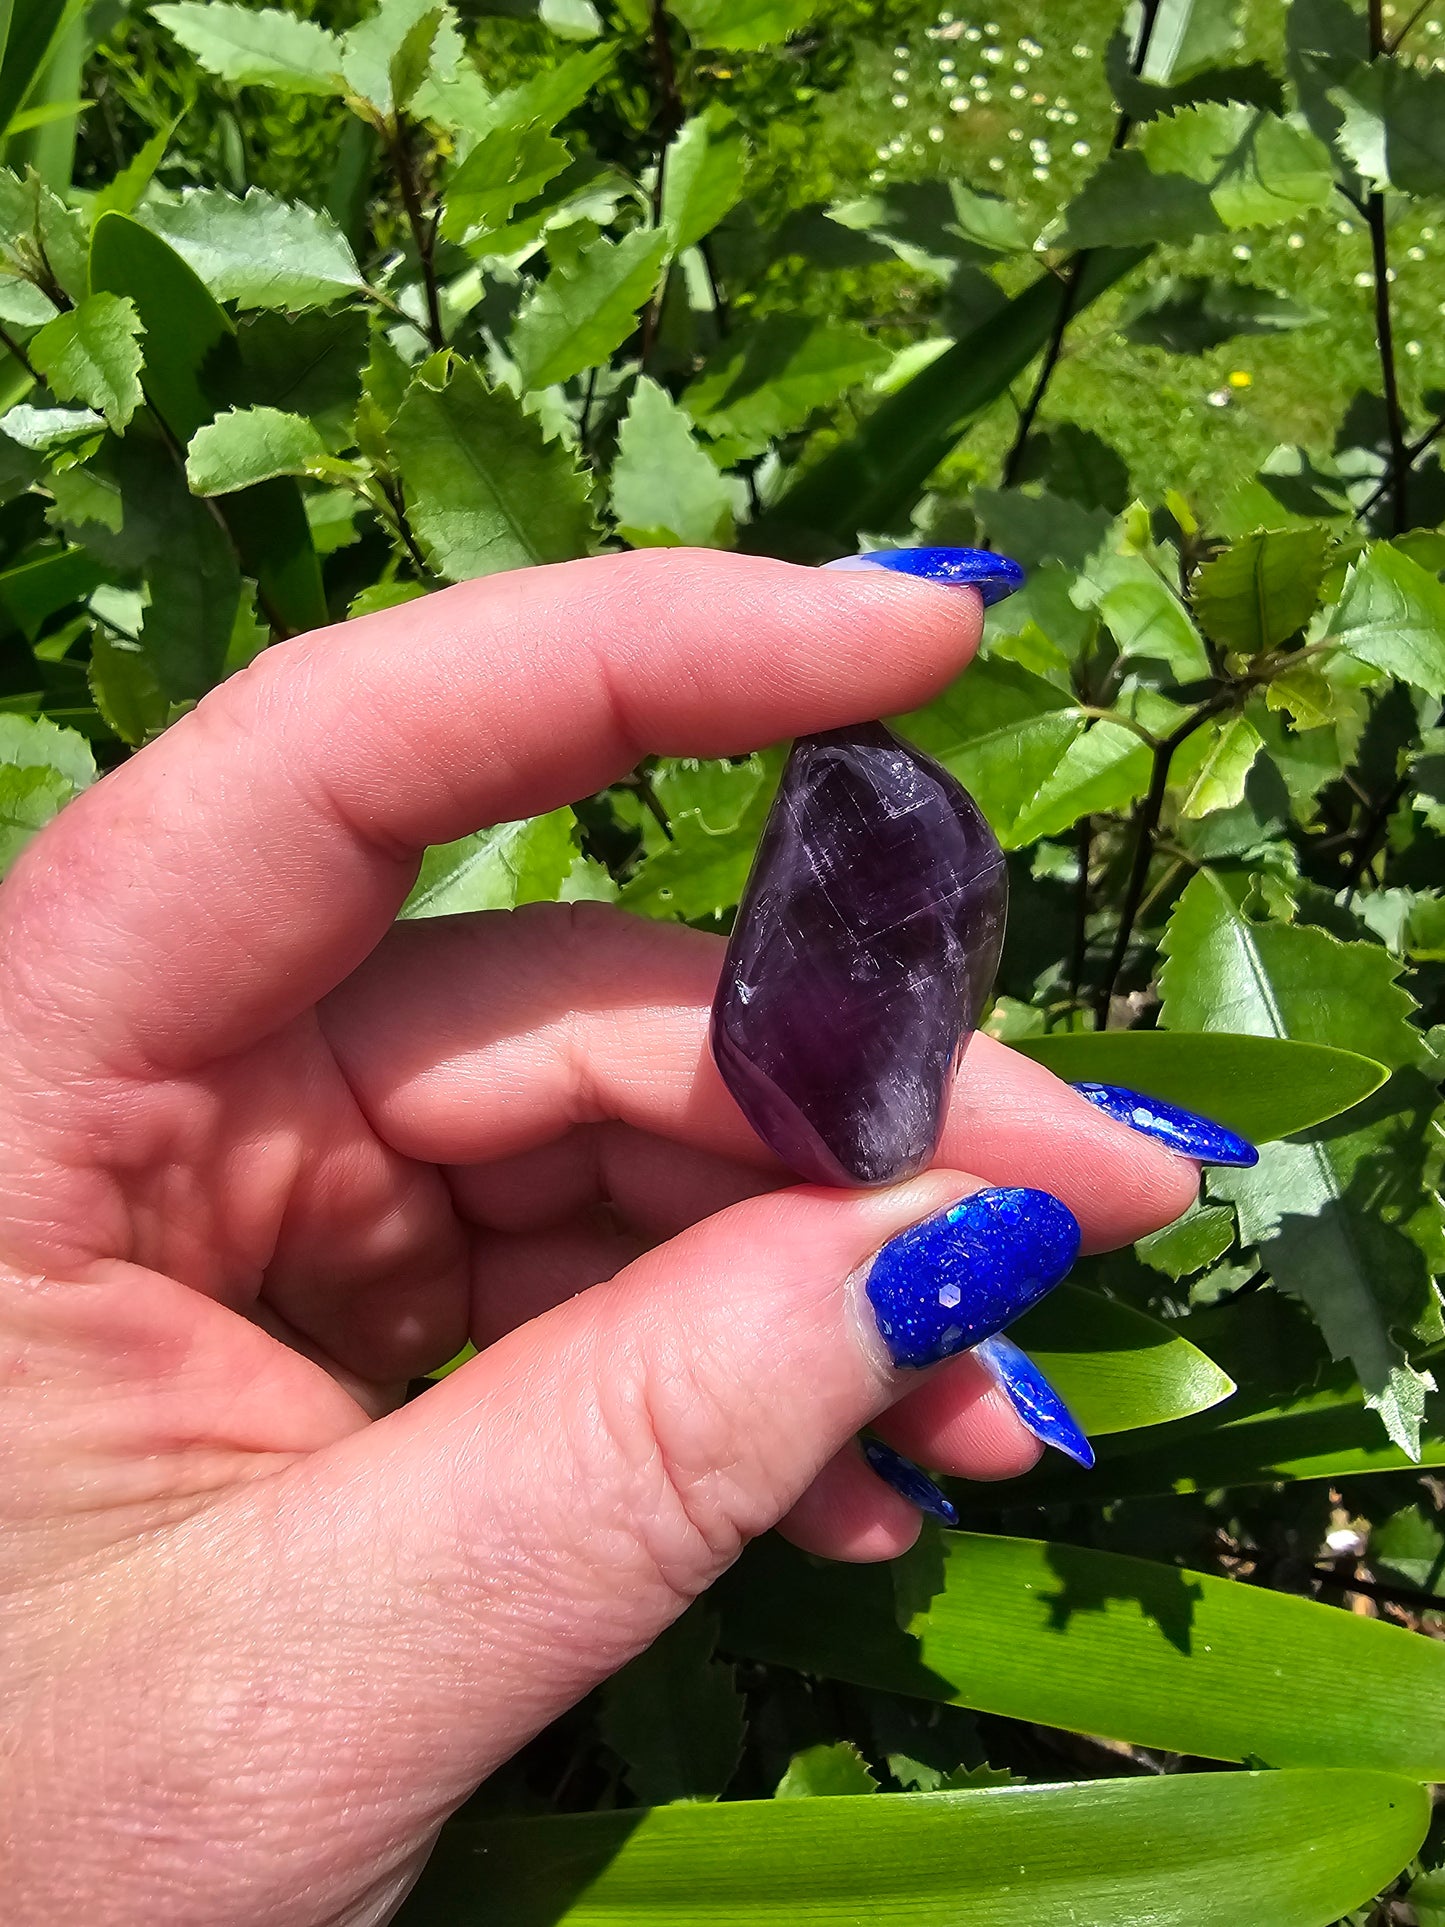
[639,0,684,362]
[379,475,433,580]
[1342,767,1410,902]
[0,320,39,382]
[1068,814,1093,1001]
[1356,410,1445,522]
[1365,0,1410,533]
[1386,0,1436,52]
[391,114,444,353]
[1311,1563,1445,1616]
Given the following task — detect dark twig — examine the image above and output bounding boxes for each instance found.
[391,114,444,352]
[1311,1563,1445,1615]
[1357,410,1445,522]
[1386,0,1436,53]
[1343,769,1411,902]
[1365,0,1410,532]
[699,233,731,335]
[0,320,39,382]
[639,0,685,362]
[1068,814,1093,1001]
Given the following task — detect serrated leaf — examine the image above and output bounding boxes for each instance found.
[621,760,777,922]
[775,1742,878,1799]
[439,121,571,245]
[389,354,594,579]
[186,406,331,495]
[1137,1201,1238,1280]
[684,315,890,453]
[340,0,462,117]
[88,625,168,747]
[1372,1500,1445,1593]
[150,2,343,95]
[1062,149,1222,248]
[598,1607,745,1806]
[1122,275,1315,354]
[400,808,579,917]
[139,187,364,311]
[1331,60,1445,197]
[511,229,669,391]
[0,164,87,300]
[0,712,96,872]
[233,308,369,424]
[611,376,735,549]
[0,402,101,448]
[1325,542,1445,697]
[1139,104,1335,228]
[1179,713,1264,818]
[1079,551,1212,678]
[661,107,746,255]
[669,0,815,51]
[0,271,57,326]
[1194,527,1329,653]
[93,120,177,223]
[1009,719,1152,844]
[28,294,144,432]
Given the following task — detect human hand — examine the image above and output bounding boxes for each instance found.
[0,552,1198,1925]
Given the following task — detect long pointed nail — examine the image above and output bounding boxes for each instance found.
[1072,1083,1259,1168]
[865,1187,1080,1370]
[823,547,1026,606]
[862,1438,960,1527]
[975,1334,1094,1468]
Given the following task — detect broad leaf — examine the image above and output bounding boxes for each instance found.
[140,188,364,311]
[1179,713,1263,817]
[1008,719,1151,844]
[684,316,890,455]
[88,626,168,747]
[511,228,669,392]
[150,2,343,95]
[611,376,735,548]
[389,354,595,579]
[669,0,815,52]
[1331,60,1445,198]
[1061,149,1222,248]
[0,163,88,300]
[339,0,462,117]
[1193,527,1330,653]
[720,1530,1445,1780]
[1010,1030,1388,1142]
[1078,550,1211,679]
[1139,0,1244,86]
[439,122,571,246]
[660,107,747,255]
[621,760,777,921]
[1123,275,1315,354]
[775,1743,877,1798]
[598,1607,745,1806]
[0,712,95,873]
[186,406,331,494]
[1140,104,1335,228]
[28,293,143,432]
[399,809,580,917]
[1326,542,1445,697]
[1137,1200,1238,1279]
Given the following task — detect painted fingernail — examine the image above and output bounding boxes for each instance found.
[862,1438,960,1526]
[865,1187,1080,1370]
[1072,1083,1259,1168]
[823,546,1026,607]
[975,1334,1095,1469]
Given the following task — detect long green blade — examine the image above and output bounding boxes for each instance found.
[719,1532,1445,1776]
[751,247,1146,553]
[398,1772,1427,1926]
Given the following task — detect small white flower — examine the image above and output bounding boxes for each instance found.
[929,125,945,141]
[965,25,981,40]
[985,20,1000,32]
[1062,109,1079,125]
[1409,244,1426,260]
[975,84,992,100]
[1071,139,1091,157]
[1354,269,1374,286]
[893,67,909,82]
[1045,106,1062,121]
[1206,388,1232,407]
[893,44,908,57]
[1032,166,1050,180]
[1072,42,1091,57]
[971,72,988,88]
[870,168,887,182]
[939,56,955,72]
[1014,56,1030,70]
[1287,232,1305,248]
[1407,339,1423,355]
[1010,82,1027,98]
[950,95,969,111]
[1008,125,1024,140]
[988,155,1005,171]
[1232,243,1251,260]
[1326,1527,1367,1557]
[892,92,909,107]
[984,44,1003,62]
[942,73,958,89]
[876,143,892,158]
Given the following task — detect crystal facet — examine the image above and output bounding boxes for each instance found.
[710,722,1008,1188]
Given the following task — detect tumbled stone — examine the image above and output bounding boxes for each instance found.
[710,722,1008,1188]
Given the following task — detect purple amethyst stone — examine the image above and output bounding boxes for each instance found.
[710,722,1008,1188]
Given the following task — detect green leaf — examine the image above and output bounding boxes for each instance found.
[1079,550,1212,679]
[139,188,364,311]
[439,121,571,245]
[1331,60,1445,198]
[0,548,107,638]
[1158,869,1422,1069]
[1179,713,1264,817]
[1006,1282,1235,1436]
[93,120,177,223]
[1061,149,1222,248]
[399,1770,1427,1927]
[233,308,369,426]
[1138,104,1335,229]
[88,625,168,747]
[0,164,88,300]
[185,406,331,494]
[466,43,615,144]
[684,316,890,455]
[540,0,602,38]
[1123,275,1315,354]
[1325,542,1445,697]
[621,760,777,921]
[399,808,580,917]
[1137,1200,1238,1280]
[1010,1030,1389,1142]
[1139,0,1245,86]
[1212,1070,1443,1456]
[668,0,815,52]
[1009,719,1152,844]
[1193,526,1330,653]
[757,249,1145,552]
[1372,1501,1445,1593]
[512,229,670,392]
[897,656,1081,847]
[611,376,735,549]
[598,1607,745,1806]
[775,1742,878,1799]
[340,0,461,117]
[389,355,594,580]
[0,711,95,872]
[720,1530,1445,1780]
[27,293,143,432]
[660,107,746,255]
[149,2,342,95]
[0,402,98,448]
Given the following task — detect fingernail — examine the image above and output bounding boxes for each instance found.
[1072,1083,1259,1168]
[975,1334,1095,1469]
[865,1186,1080,1370]
[862,1438,960,1527]
[823,547,1026,607]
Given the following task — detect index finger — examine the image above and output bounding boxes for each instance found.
[2,550,983,1073]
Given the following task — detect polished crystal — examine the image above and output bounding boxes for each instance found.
[710,722,1008,1188]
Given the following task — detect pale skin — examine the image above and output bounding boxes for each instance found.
[0,551,1198,1925]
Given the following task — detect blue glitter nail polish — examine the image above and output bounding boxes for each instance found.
[866,1187,1080,1370]
[975,1334,1094,1469]
[1072,1083,1259,1168]
[824,547,1026,607]
[862,1438,960,1526]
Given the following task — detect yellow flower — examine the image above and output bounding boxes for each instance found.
[1228,369,1253,389]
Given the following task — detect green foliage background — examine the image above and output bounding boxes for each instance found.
[3,0,1445,1917]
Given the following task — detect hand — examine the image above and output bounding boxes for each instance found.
[0,552,1197,1925]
